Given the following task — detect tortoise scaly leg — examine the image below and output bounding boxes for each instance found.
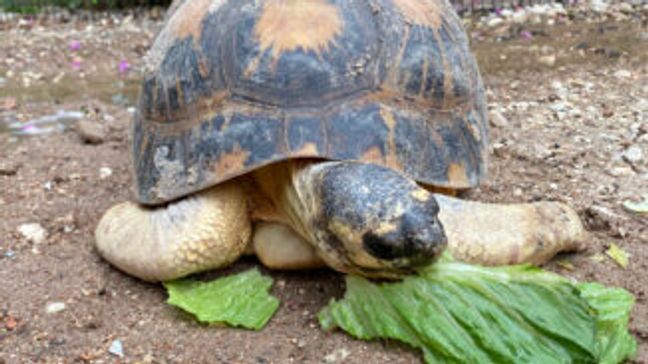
[434,194,587,266]
[94,182,251,282]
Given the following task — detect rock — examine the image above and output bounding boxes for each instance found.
[488,110,509,128]
[549,101,573,121]
[538,54,556,67]
[614,70,632,79]
[99,167,113,180]
[108,339,124,358]
[618,2,634,13]
[550,81,568,100]
[511,10,528,24]
[601,105,614,118]
[511,143,552,162]
[589,0,609,12]
[0,161,20,176]
[55,213,77,234]
[584,205,625,235]
[607,166,634,177]
[324,348,350,363]
[76,120,107,144]
[622,145,644,164]
[487,17,504,27]
[46,302,66,314]
[18,223,48,244]
[491,142,510,158]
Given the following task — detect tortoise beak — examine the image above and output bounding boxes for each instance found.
[362,208,448,269]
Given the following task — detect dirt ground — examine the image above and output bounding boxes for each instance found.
[1,7,647,364]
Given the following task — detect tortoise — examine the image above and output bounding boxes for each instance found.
[95,0,586,282]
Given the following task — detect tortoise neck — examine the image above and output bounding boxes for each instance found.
[251,160,318,241]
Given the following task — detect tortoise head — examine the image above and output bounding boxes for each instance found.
[291,161,448,278]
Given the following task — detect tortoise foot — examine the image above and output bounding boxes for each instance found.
[436,194,587,266]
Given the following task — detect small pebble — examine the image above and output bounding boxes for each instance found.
[488,110,509,128]
[76,120,107,144]
[538,54,556,67]
[0,161,20,176]
[108,339,124,358]
[613,69,632,79]
[46,302,66,314]
[18,223,48,244]
[622,145,643,164]
[324,348,350,363]
[99,167,113,179]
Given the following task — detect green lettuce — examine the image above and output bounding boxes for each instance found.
[319,262,636,363]
[164,268,279,330]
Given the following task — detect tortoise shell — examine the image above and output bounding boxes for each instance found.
[134,0,488,204]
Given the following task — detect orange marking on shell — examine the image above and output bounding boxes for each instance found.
[447,163,470,186]
[255,0,343,58]
[197,56,210,78]
[360,147,384,165]
[379,107,402,170]
[293,142,320,156]
[380,107,397,131]
[167,0,212,41]
[214,144,251,178]
[393,0,443,28]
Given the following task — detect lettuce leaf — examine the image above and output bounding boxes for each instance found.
[318,262,636,363]
[579,282,636,364]
[164,268,279,330]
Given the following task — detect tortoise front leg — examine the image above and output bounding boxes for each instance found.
[434,194,586,266]
[94,182,251,282]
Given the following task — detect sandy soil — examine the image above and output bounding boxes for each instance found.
[0,8,646,364]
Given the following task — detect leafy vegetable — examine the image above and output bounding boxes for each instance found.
[579,283,636,364]
[319,261,636,363]
[164,268,279,330]
[606,244,630,269]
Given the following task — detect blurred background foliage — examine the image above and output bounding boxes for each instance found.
[1,0,170,12]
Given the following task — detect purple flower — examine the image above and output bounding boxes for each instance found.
[495,8,502,16]
[71,59,82,70]
[520,30,533,40]
[118,59,130,74]
[69,40,81,51]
